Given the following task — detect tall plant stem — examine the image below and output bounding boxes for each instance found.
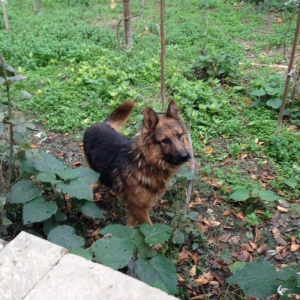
[160,0,165,110]
[275,9,300,136]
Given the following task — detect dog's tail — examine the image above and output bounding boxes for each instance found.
[105,101,135,132]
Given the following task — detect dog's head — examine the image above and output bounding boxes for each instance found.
[142,100,191,166]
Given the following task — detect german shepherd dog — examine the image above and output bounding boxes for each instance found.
[83,100,190,226]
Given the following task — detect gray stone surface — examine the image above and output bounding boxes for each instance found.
[25,253,178,300]
[0,232,178,300]
[0,231,68,300]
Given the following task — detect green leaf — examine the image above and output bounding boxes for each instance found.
[251,89,266,97]
[219,250,233,264]
[9,180,42,204]
[54,211,67,222]
[23,197,57,224]
[33,152,65,173]
[229,261,247,274]
[73,168,99,185]
[133,229,157,258]
[100,224,135,239]
[91,238,135,269]
[56,168,78,180]
[81,202,105,219]
[36,171,60,184]
[135,255,178,295]
[56,180,93,201]
[48,225,85,251]
[3,218,12,225]
[172,229,185,244]
[266,98,282,109]
[70,248,92,260]
[229,189,250,201]
[284,178,298,188]
[258,190,278,201]
[227,259,278,298]
[140,223,173,244]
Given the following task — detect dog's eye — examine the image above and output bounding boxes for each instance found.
[161,138,171,145]
[177,133,183,139]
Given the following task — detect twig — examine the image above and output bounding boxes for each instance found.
[182,110,195,216]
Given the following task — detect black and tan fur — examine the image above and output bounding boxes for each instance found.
[83,100,190,226]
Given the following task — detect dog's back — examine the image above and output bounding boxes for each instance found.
[83,101,134,188]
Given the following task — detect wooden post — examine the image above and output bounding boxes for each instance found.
[123,0,132,50]
[160,0,165,110]
[1,0,10,32]
[275,9,300,136]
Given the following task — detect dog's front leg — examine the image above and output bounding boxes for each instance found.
[126,204,153,227]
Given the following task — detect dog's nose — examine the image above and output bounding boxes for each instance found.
[180,151,190,162]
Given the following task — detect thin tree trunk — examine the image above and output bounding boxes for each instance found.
[275,9,300,136]
[160,0,165,110]
[1,0,10,32]
[123,0,132,50]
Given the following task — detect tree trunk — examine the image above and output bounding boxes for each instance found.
[123,0,132,50]
[1,0,10,32]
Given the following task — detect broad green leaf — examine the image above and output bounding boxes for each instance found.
[258,190,278,201]
[23,197,57,224]
[229,261,247,273]
[100,224,135,239]
[135,255,178,295]
[81,202,105,219]
[9,180,42,204]
[48,225,85,251]
[36,171,60,184]
[153,281,168,293]
[56,168,78,180]
[133,229,157,258]
[21,157,39,174]
[229,189,250,202]
[33,152,65,173]
[0,123,3,136]
[284,178,298,188]
[54,211,67,222]
[219,250,233,264]
[73,167,99,185]
[227,258,278,298]
[91,238,135,269]
[172,229,185,244]
[70,248,92,260]
[56,180,93,201]
[251,89,266,97]
[140,223,172,244]
[266,98,282,109]
[3,218,12,225]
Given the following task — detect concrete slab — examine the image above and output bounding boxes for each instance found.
[25,253,178,300]
[0,231,68,300]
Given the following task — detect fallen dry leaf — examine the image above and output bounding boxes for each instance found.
[222,210,231,216]
[200,175,223,188]
[219,234,231,243]
[291,236,300,252]
[189,265,197,276]
[178,274,185,283]
[228,235,240,245]
[178,248,192,265]
[257,243,268,255]
[193,272,214,286]
[237,250,250,262]
[240,243,254,252]
[249,240,257,250]
[277,205,289,213]
[203,147,214,154]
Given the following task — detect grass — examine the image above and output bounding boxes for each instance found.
[1,0,300,298]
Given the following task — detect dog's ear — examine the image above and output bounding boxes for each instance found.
[165,99,180,120]
[143,107,159,130]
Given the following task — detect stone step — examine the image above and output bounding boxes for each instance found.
[0,231,178,300]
